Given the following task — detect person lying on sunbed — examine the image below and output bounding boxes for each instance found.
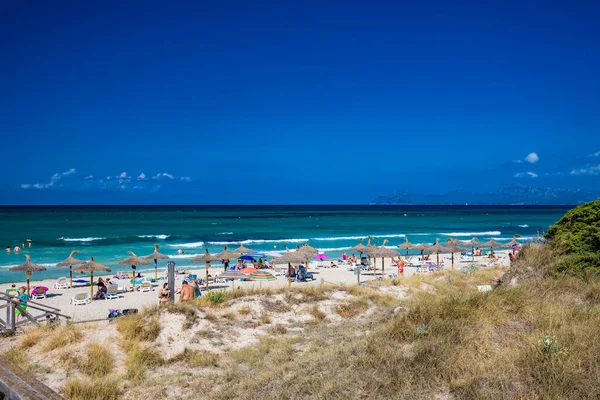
[298,266,315,281]
[94,282,107,300]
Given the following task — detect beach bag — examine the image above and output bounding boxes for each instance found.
[122,308,138,315]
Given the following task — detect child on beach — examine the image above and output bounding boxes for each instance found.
[14,286,28,322]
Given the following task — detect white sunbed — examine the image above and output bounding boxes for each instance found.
[54,277,69,289]
[70,292,90,306]
[106,284,120,300]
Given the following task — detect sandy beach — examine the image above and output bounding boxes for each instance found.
[2,252,510,323]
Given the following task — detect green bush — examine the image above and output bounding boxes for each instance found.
[545,199,600,275]
[206,290,226,305]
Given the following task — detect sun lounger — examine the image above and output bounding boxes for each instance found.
[4,288,18,296]
[54,277,70,289]
[70,292,90,306]
[140,281,152,292]
[106,284,120,300]
[31,287,47,300]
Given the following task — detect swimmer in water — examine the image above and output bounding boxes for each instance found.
[14,245,20,252]
[177,248,184,254]
[5,246,10,253]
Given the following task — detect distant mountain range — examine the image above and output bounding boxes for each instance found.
[370,185,600,205]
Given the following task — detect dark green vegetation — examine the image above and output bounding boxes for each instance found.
[546,199,600,276]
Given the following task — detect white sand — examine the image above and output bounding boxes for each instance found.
[1,252,510,323]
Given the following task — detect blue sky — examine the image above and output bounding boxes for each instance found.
[1,1,599,204]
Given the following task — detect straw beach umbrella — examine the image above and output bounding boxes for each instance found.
[480,239,509,254]
[10,255,47,297]
[214,246,240,261]
[73,257,111,298]
[397,237,414,258]
[231,243,254,256]
[445,239,467,270]
[144,244,170,279]
[191,249,221,291]
[508,234,521,254]
[412,242,430,264]
[350,238,367,259]
[426,239,447,267]
[57,250,85,288]
[274,250,307,288]
[456,237,480,263]
[118,251,150,290]
[298,242,319,270]
[373,240,399,279]
[218,270,248,290]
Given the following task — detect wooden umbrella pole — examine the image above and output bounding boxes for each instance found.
[288,263,291,288]
[206,261,210,291]
[373,258,377,280]
[437,253,440,268]
[452,253,454,271]
[155,260,158,279]
[26,277,30,297]
[472,246,475,263]
[70,266,73,288]
[381,257,385,280]
[90,272,94,299]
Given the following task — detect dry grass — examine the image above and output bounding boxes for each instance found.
[238,306,252,316]
[260,312,272,325]
[170,348,218,367]
[2,346,26,367]
[166,302,199,330]
[19,327,47,349]
[64,375,121,400]
[308,306,327,322]
[42,324,83,352]
[336,298,369,318]
[125,342,164,383]
[116,313,161,342]
[80,343,114,377]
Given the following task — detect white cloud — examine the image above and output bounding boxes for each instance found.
[153,173,174,180]
[590,151,600,157]
[571,165,600,176]
[137,173,146,180]
[544,172,564,177]
[180,176,191,181]
[514,171,538,178]
[119,172,128,179]
[21,168,77,189]
[84,175,94,180]
[525,152,539,164]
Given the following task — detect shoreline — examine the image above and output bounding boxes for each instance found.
[1,252,510,322]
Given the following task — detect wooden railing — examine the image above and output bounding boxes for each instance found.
[0,355,64,399]
[0,293,70,333]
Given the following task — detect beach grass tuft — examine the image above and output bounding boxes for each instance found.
[80,343,114,377]
[116,313,161,342]
[42,324,83,352]
[170,348,218,368]
[336,298,369,318]
[64,375,121,400]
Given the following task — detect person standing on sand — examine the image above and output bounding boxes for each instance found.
[179,281,195,302]
[396,258,405,277]
[158,283,170,306]
[14,286,28,322]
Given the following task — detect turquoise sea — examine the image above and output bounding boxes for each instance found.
[0,205,571,284]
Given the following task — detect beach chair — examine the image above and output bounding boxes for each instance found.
[4,288,18,296]
[54,277,69,289]
[31,287,47,300]
[70,292,90,306]
[106,284,120,300]
[140,281,152,292]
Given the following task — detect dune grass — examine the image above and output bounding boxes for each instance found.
[170,348,218,368]
[42,324,83,352]
[64,376,121,400]
[336,298,369,318]
[80,343,114,377]
[116,313,161,342]
[124,342,164,383]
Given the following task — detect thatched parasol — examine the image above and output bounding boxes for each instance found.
[231,243,254,256]
[57,250,85,288]
[73,257,111,298]
[508,234,521,254]
[372,240,400,279]
[445,239,467,270]
[191,249,221,291]
[426,239,447,267]
[144,244,169,279]
[480,239,509,254]
[456,237,480,263]
[10,255,47,297]
[397,237,415,258]
[297,242,319,271]
[349,238,367,258]
[218,270,248,290]
[118,251,150,290]
[213,246,240,261]
[274,250,307,288]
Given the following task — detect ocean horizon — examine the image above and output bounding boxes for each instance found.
[0,205,570,284]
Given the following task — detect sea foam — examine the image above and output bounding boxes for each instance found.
[167,241,205,248]
[314,234,406,241]
[138,234,170,239]
[207,238,309,245]
[60,237,105,242]
[440,231,501,237]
